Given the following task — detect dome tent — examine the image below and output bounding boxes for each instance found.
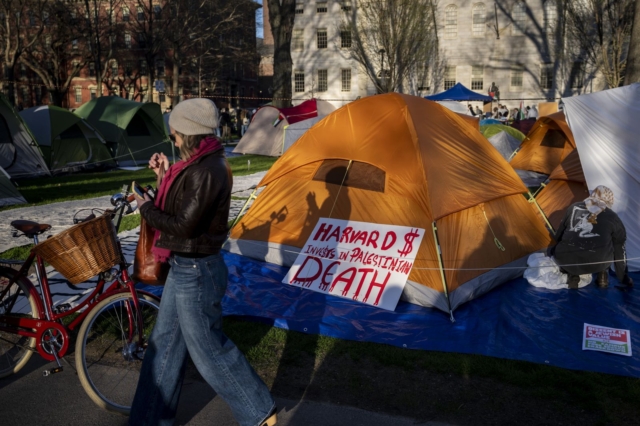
[0,165,26,206]
[225,94,552,315]
[20,105,115,173]
[0,93,50,179]
[74,97,174,167]
[233,99,335,157]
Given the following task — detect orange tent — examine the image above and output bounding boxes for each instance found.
[226,94,552,314]
[535,150,589,230]
[510,111,576,175]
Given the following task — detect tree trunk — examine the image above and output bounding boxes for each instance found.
[625,0,640,84]
[48,88,63,107]
[267,0,295,108]
[172,49,179,106]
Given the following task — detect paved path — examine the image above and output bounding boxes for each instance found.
[0,171,266,253]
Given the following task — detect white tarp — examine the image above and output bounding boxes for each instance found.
[562,83,640,270]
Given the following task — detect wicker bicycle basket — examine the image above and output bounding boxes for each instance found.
[32,213,121,285]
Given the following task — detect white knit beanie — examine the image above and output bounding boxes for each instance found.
[168,99,219,135]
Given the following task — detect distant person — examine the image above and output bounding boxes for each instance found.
[488,82,500,100]
[528,105,539,119]
[219,108,231,142]
[549,185,633,289]
[475,106,483,116]
[468,104,476,116]
[241,110,250,136]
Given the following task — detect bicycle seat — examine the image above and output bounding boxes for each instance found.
[11,220,51,237]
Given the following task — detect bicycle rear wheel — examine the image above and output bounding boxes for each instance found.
[0,267,39,378]
[75,292,159,415]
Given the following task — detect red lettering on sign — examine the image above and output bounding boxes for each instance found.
[363,270,391,306]
[366,230,379,249]
[290,256,322,287]
[313,223,332,241]
[381,231,396,251]
[329,267,357,295]
[320,261,340,291]
[340,227,353,243]
[327,225,341,242]
[352,268,374,300]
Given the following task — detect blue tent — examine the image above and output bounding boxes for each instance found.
[426,83,493,102]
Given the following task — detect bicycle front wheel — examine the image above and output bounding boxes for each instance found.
[0,267,39,378]
[75,292,160,415]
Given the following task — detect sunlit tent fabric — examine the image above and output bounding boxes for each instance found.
[487,131,521,161]
[0,93,49,178]
[74,97,173,167]
[0,165,26,206]
[20,106,115,173]
[480,123,525,142]
[535,150,589,230]
[225,94,552,314]
[563,83,640,270]
[233,99,335,157]
[509,111,576,175]
[425,83,493,102]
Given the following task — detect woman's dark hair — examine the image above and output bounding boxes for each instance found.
[175,132,213,160]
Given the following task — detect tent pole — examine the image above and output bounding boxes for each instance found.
[432,221,455,323]
[228,187,259,232]
[531,180,548,197]
[527,191,555,235]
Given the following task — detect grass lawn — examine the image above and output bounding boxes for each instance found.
[0,154,277,213]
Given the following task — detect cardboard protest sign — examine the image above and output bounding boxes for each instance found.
[582,323,632,357]
[283,218,424,311]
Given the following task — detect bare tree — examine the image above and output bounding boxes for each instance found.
[344,0,438,94]
[0,0,46,105]
[625,0,640,84]
[564,0,634,88]
[19,1,86,106]
[266,0,295,108]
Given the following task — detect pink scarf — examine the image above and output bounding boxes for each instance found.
[152,136,223,262]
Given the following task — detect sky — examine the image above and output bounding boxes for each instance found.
[255,0,264,39]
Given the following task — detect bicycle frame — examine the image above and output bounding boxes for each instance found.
[0,197,152,363]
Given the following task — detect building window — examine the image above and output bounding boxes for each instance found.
[317,2,327,13]
[28,12,35,26]
[511,65,524,88]
[570,62,584,89]
[540,63,553,89]
[35,86,42,104]
[20,64,26,78]
[140,60,148,75]
[157,60,165,77]
[89,62,95,77]
[125,61,133,76]
[317,29,327,49]
[472,3,485,37]
[544,0,557,34]
[153,5,161,19]
[292,29,304,51]
[317,69,328,92]
[72,39,78,50]
[111,60,118,76]
[42,11,49,25]
[122,6,129,22]
[342,0,352,12]
[294,71,305,93]
[444,5,457,39]
[75,88,82,103]
[137,6,144,20]
[295,1,304,14]
[444,66,456,89]
[137,33,146,48]
[21,87,29,105]
[512,1,526,36]
[90,88,96,99]
[45,35,51,48]
[159,93,165,102]
[340,30,351,48]
[125,32,131,48]
[341,69,351,92]
[471,65,483,90]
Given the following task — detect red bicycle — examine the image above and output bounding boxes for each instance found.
[0,187,160,414]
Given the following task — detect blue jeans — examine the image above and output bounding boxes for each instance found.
[129,254,274,426]
[241,124,249,136]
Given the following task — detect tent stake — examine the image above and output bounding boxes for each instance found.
[527,191,555,235]
[432,222,455,323]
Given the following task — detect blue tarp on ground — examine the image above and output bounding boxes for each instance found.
[426,83,493,102]
[138,251,640,378]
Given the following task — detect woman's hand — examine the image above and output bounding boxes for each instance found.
[134,192,153,209]
[149,153,169,177]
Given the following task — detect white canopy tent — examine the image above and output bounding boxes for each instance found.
[563,83,640,270]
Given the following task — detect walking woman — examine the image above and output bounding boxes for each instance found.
[131,98,277,426]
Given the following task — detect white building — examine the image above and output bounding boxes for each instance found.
[261,0,605,110]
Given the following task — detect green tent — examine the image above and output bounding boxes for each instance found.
[480,123,526,142]
[0,165,26,206]
[74,97,174,167]
[20,105,116,173]
[0,93,50,179]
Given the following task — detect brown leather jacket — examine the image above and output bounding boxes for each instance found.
[140,148,231,254]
